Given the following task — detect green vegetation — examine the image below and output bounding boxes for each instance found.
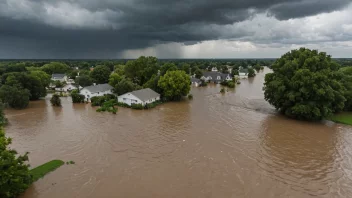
[220,80,235,88]
[131,103,144,110]
[330,113,352,125]
[90,65,111,84]
[158,70,191,101]
[264,48,346,121]
[96,100,118,114]
[76,75,93,87]
[90,94,116,106]
[0,128,32,198]
[66,160,75,165]
[30,160,64,182]
[71,89,85,103]
[220,88,225,93]
[248,68,256,77]
[188,94,193,100]
[50,94,61,107]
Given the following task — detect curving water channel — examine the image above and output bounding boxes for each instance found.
[5,68,352,198]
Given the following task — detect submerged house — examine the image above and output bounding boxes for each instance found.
[191,77,201,87]
[239,69,249,78]
[118,88,160,106]
[80,84,113,102]
[51,74,67,82]
[201,72,232,83]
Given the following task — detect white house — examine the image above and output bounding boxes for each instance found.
[118,88,160,106]
[55,84,80,92]
[239,69,248,78]
[191,77,201,87]
[80,84,113,102]
[211,67,218,72]
[51,74,68,82]
[201,72,232,83]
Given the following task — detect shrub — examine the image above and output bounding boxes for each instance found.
[71,90,85,103]
[131,103,144,110]
[227,81,235,88]
[50,94,61,106]
[220,88,225,93]
[96,99,118,114]
[116,102,131,108]
[188,94,193,100]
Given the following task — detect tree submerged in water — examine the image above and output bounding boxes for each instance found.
[50,94,61,106]
[263,48,346,121]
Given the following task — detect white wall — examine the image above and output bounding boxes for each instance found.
[80,88,113,102]
[118,93,143,106]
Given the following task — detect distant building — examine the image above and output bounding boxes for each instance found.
[211,67,218,72]
[191,77,201,87]
[55,84,79,92]
[201,72,232,83]
[239,69,249,78]
[51,74,67,82]
[118,88,160,106]
[80,84,113,102]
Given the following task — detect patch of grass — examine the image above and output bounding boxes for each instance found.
[30,160,64,182]
[66,160,75,165]
[330,113,352,125]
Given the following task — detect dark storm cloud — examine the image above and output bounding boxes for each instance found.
[0,0,351,58]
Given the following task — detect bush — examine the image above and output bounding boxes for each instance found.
[188,94,193,100]
[91,95,117,106]
[131,103,144,110]
[116,102,131,108]
[50,94,61,106]
[71,90,85,103]
[144,101,162,109]
[220,88,225,93]
[0,128,32,198]
[96,99,118,114]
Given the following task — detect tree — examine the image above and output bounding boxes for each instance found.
[0,128,32,198]
[90,65,111,84]
[0,102,8,126]
[194,69,203,79]
[158,70,191,101]
[113,78,141,95]
[143,74,161,93]
[76,75,93,87]
[181,63,191,74]
[30,71,51,87]
[231,69,239,76]
[263,48,346,121]
[108,73,122,88]
[124,56,159,85]
[160,63,177,76]
[67,70,78,80]
[54,80,65,88]
[221,65,229,73]
[50,94,61,106]
[339,67,352,111]
[0,85,30,109]
[248,68,255,77]
[41,62,70,75]
[254,64,261,72]
[71,90,85,103]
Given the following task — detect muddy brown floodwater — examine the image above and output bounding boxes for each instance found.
[5,68,352,198]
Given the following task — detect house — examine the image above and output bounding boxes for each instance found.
[191,77,201,87]
[118,88,160,106]
[239,69,249,78]
[201,72,232,83]
[51,74,67,82]
[211,67,218,72]
[55,84,80,92]
[80,84,113,102]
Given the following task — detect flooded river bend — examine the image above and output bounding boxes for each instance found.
[5,68,352,198]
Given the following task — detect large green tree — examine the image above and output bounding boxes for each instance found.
[90,65,111,84]
[339,67,352,111]
[0,85,30,109]
[30,71,51,88]
[158,70,191,101]
[4,73,46,100]
[263,48,346,120]
[113,78,141,95]
[124,56,159,85]
[0,128,32,198]
[76,75,93,87]
[248,68,256,77]
[41,62,70,75]
[160,63,177,76]
[108,73,123,88]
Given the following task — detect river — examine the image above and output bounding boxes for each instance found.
[5,68,352,198]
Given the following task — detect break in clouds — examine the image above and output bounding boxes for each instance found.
[0,0,351,58]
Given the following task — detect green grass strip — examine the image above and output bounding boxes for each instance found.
[30,160,64,182]
[330,113,352,126]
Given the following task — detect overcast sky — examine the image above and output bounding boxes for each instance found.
[0,0,351,59]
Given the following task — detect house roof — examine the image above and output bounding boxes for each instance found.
[52,73,66,78]
[203,72,230,81]
[191,77,201,83]
[82,84,113,93]
[130,88,160,101]
[239,69,248,73]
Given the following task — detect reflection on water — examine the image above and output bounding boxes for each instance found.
[4,68,352,198]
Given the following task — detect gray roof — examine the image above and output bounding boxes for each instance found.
[131,88,160,101]
[203,72,230,81]
[52,73,66,78]
[239,69,248,73]
[191,77,201,83]
[83,84,113,93]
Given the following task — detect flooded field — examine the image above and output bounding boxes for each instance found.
[5,68,352,198]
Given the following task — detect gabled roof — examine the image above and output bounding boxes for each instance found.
[191,77,201,83]
[82,84,113,93]
[203,72,229,81]
[130,88,160,101]
[52,73,66,78]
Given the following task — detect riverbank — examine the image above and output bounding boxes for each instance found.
[330,112,352,125]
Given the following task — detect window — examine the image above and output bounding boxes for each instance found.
[217,76,221,80]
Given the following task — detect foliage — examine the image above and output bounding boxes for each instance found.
[68,71,78,80]
[248,68,256,77]
[0,128,32,198]
[90,94,116,107]
[158,70,191,101]
[199,79,208,87]
[220,81,235,88]
[143,74,161,94]
[108,73,122,88]
[90,65,111,84]
[181,63,191,74]
[76,75,93,87]
[160,63,177,76]
[188,94,193,100]
[124,56,159,85]
[113,78,141,95]
[0,103,8,126]
[263,48,346,121]
[254,64,261,72]
[50,94,61,106]
[30,71,51,87]
[329,113,352,126]
[30,160,64,182]
[260,66,264,70]
[54,80,65,88]
[131,103,144,110]
[339,67,352,111]
[116,102,131,108]
[41,62,70,75]
[220,88,225,93]
[231,69,239,76]
[194,69,203,79]
[96,99,118,114]
[71,90,85,103]
[0,85,30,109]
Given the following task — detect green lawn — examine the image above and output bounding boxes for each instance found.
[330,113,352,126]
[30,160,64,182]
